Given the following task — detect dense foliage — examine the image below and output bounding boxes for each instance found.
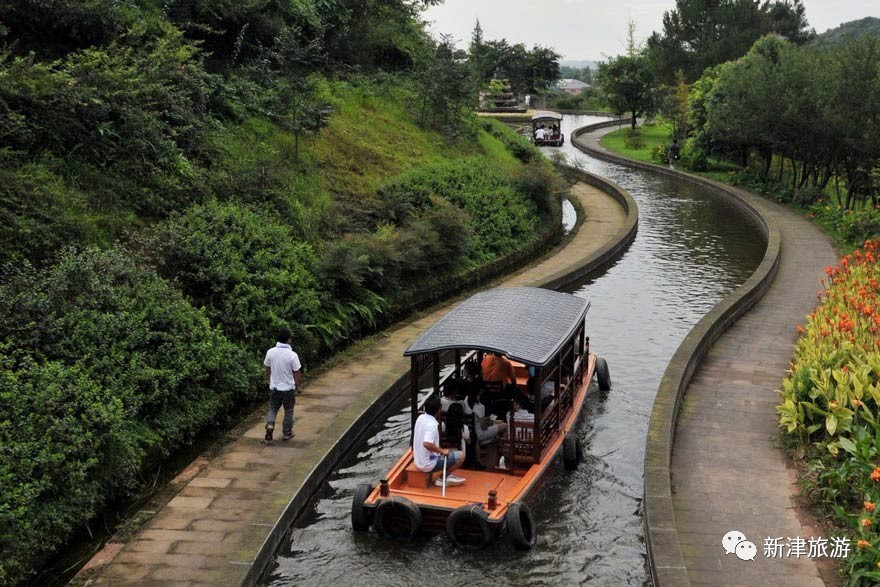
[597,50,656,130]
[0,1,561,583]
[777,241,880,585]
[646,0,814,84]
[688,35,880,211]
[469,21,561,98]
[0,248,249,583]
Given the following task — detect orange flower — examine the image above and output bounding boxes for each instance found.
[866,501,876,512]
[862,518,873,528]
[858,539,871,549]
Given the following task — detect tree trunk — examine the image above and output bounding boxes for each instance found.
[630,112,637,130]
[761,148,772,177]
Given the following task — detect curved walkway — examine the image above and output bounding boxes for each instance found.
[575,126,839,586]
[81,179,633,586]
[669,197,838,586]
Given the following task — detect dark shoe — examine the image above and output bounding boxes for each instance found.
[282,432,294,441]
[265,425,274,442]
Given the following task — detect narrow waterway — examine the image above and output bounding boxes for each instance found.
[265,115,766,586]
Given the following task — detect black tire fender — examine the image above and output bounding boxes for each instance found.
[446,505,493,550]
[596,357,611,391]
[506,501,537,550]
[563,432,581,471]
[351,483,373,531]
[372,495,422,540]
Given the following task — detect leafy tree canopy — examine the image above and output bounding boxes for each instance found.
[646,0,815,83]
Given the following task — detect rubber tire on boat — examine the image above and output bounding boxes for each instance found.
[563,432,581,472]
[351,483,374,531]
[506,501,537,550]
[446,505,493,550]
[596,357,611,391]
[372,496,422,541]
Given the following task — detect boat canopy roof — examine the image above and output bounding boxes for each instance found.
[404,287,590,367]
[531,110,563,122]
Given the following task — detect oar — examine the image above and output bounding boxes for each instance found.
[442,454,447,497]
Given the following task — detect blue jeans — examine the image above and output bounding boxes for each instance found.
[267,388,296,435]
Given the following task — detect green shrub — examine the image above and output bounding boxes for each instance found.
[680,137,709,171]
[152,199,327,357]
[480,118,541,164]
[840,208,880,244]
[379,158,541,264]
[623,128,645,149]
[0,247,248,584]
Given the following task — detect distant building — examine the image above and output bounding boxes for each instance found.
[553,79,591,95]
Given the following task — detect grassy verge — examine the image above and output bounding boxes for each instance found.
[599,122,866,254]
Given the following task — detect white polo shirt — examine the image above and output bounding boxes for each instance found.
[412,412,440,472]
[263,342,302,391]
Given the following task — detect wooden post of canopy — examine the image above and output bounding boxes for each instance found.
[533,364,542,461]
[454,349,461,379]
[555,353,562,430]
[432,352,440,396]
[410,355,419,439]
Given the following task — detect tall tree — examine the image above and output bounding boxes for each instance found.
[597,51,656,129]
[646,0,814,84]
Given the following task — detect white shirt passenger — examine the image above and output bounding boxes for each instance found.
[535,128,546,140]
[412,412,440,472]
[263,342,301,391]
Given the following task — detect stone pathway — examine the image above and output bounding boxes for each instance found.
[81,182,628,585]
[670,193,839,586]
[574,122,842,586]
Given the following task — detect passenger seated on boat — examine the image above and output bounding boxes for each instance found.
[528,377,560,412]
[413,395,465,483]
[510,393,534,423]
[482,352,517,386]
[440,378,465,413]
[464,386,507,447]
[507,393,535,443]
[443,403,470,455]
[535,126,546,141]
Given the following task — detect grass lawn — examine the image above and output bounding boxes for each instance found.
[599,121,673,165]
[599,121,857,253]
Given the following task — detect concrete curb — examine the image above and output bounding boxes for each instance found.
[245,167,640,586]
[535,163,638,290]
[570,122,782,586]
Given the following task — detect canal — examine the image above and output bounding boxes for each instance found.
[264,115,766,586]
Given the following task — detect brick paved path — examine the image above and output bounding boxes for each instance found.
[81,182,627,585]
[670,193,839,586]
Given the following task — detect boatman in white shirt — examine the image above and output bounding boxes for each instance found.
[412,395,466,485]
[263,328,302,441]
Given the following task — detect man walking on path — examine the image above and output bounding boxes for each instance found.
[668,138,680,170]
[264,328,302,441]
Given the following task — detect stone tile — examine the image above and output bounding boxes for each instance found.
[126,540,176,554]
[140,529,227,543]
[167,496,214,509]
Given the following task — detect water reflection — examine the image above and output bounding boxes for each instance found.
[265,115,765,586]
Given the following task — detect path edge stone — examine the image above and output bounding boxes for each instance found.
[570,121,782,587]
[242,166,639,587]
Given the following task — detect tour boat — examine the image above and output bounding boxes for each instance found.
[531,111,565,147]
[350,287,610,549]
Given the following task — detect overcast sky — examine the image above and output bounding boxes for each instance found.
[423,1,879,61]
